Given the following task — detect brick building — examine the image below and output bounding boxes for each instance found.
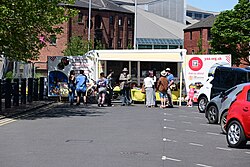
[184,15,216,55]
[37,0,134,73]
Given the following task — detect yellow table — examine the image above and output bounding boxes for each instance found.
[113,86,180,103]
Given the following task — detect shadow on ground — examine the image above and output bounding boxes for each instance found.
[16,103,109,120]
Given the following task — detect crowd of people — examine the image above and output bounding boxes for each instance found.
[67,67,176,108]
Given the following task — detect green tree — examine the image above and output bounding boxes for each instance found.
[210,0,250,66]
[196,37,206,54]
[0,0,77,61]
[63,36,92,56]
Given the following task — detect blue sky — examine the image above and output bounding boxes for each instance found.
[187,0,239,12]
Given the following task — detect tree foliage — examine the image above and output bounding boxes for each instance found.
[0,0,77,61]
[63,37,106,56]
[210,0,250,66]
[63,36,93,56]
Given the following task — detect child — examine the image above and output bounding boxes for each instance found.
[187,84,195,107]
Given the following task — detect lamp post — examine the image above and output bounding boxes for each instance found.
[88,0,92,51]
[133,0,137,50]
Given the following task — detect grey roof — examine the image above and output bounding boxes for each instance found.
[112,0,156,5]
[60,0,133,14]
[187,4,220,15]
[123,5,186,39]
[137,38,183,45]
[184,15,217,31]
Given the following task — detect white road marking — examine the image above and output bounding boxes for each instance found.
[189,143,204,147]
[164,126,176,130]
[164,119,174,122]
[206,132,220,136]
[162,156,181,162]
[164,113,173,116]
[182,121,192,124]
[196,163,213,167]
[164,119,167,121]
[179,115,188,118]
[216,147,232,151]
[245,152,250,155]
[185,129,197,133]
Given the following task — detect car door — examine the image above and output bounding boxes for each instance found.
[242,89,250,135]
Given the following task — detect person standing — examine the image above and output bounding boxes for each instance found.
[97,72,108,107]
[119,68,131,106]
[107,69,115,106]
[156,70,168,108]
[76,70,89,105]
[144,71,155,107]
[68,70,76,105]
[166,68,174,108]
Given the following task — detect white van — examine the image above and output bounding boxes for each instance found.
[198,66,250,112]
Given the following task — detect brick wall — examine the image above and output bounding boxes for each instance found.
[184,28,212,54]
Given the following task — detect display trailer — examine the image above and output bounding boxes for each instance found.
[47,53,98,98]
[88,49,187,105]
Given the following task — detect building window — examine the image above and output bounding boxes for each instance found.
[169,45,179,49]
[186,12,193,18]
[118,17,122,26]
[128,18,132,27]
[78,13,83,23]
[207,29,211,40]
[192,50,194,54]
[195,13,202,19]
[190,32,192,40]
[204,14,211,18]
[109,16,114,25]
[50,35,57,45]
[109,38,113,48]
[118,39,122,48]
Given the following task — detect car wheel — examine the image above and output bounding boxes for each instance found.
[198,96,208,113]
[207,105,218,124]
[220,112,227,134]
[226,120,247,148]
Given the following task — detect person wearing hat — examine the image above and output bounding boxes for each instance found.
[119,67,132,106]
[156,70,168,108]
[165,68,174,108]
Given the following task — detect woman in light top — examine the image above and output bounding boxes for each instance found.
[143,71,155,107]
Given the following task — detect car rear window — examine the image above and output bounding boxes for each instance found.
[247,90,250,101]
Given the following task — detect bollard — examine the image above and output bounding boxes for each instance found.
[13,78,19,106]
[28,78,33,103]
[0,79,2,112]
[39,77,45,100]
[21,78,26,104]
[33,78,39,101]
[5,79,12,108]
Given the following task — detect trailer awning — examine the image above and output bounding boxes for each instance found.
[94,49,184,62]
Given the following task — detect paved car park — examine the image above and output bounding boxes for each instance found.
[0,103,249,167]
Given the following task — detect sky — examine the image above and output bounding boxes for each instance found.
[187,0,239,12]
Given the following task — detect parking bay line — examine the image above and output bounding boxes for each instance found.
[162,156,181,162]
[189,143,204,147]
[216,147,232,151]
[206,132,220,136]
[185,129,197,133]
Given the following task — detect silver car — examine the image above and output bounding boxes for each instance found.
[205,83,250,133]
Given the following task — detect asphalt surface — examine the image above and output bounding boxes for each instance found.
[0,103,249,167]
